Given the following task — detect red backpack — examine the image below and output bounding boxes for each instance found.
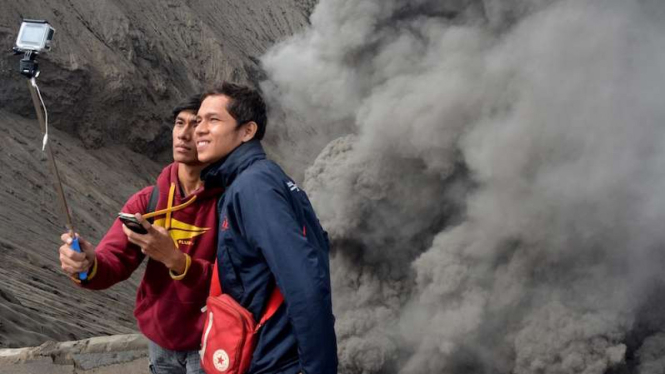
[200,262,283,374]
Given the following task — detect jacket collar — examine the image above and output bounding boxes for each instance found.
[202,140,266,189]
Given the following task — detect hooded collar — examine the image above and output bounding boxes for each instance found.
[156,162,221,203]
[201,140,266,189]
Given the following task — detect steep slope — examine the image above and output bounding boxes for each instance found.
[0,109,159,347]
[0,0,311,160]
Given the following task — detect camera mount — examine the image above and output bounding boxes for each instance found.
[15,49,40,78]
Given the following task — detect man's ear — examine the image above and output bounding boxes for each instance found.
[240,121,258,142]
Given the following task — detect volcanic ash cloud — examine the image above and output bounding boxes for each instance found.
[262,0,665,373]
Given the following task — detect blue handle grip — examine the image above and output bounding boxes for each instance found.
[70,236,88,280]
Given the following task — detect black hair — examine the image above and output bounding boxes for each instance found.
[172,94,202,122]
[201,82,268,140]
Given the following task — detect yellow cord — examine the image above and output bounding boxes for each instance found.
[165,183,175,230]
[141,188,197,221]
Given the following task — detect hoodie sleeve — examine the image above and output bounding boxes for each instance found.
[234,172,338,374]
[176,253,214,289]
[81,188,149,290]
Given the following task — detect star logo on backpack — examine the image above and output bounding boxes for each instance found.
[213,349,230,372]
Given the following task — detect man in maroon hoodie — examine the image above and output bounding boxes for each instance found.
[58,95,222,374]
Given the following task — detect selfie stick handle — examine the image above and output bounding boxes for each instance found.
[69,236,88,279]
[27,79,87,281]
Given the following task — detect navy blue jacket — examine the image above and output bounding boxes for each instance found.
[201,140,338,374]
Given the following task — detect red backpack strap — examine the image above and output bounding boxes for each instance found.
[209,261,222,297]
[212,259,283,327]
[256,287,284,330]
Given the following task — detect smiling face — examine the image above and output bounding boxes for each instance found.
[172,109,202,166]
[195,95,256,164]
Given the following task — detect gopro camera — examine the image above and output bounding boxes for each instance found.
[14,19,55,78]
[14,19,55,54]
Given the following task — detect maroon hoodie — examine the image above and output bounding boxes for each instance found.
[82,162,221,351]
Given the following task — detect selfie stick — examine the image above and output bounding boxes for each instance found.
[17,24,87,280]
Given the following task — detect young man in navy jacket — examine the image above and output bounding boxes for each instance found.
[195,82,338,374]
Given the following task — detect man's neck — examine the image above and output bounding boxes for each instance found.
[177,163,205,196]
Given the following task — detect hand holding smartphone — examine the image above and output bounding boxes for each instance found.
[118,213,148,234]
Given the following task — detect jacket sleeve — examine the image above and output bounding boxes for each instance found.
[234,173,338,374]
[81,188,149,290]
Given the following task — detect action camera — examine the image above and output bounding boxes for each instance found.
[14,19,55,53]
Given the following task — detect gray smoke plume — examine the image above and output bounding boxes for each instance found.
[261,0,665,373]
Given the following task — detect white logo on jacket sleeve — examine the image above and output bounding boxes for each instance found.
[286,181,300,192]
[213,349,230,372]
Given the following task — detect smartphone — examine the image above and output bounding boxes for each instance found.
[118,213,148,234]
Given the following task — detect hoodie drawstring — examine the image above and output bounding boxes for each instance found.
[142,183,197,224]
[165,183,175,230]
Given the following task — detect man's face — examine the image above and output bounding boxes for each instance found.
[195,95,246,164]
[172,109,201,165]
